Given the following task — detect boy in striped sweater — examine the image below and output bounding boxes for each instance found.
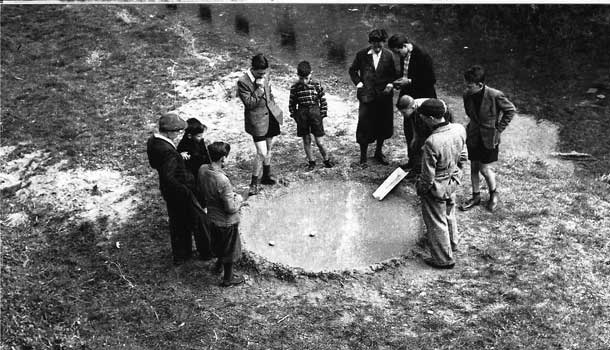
[289,61,334,170]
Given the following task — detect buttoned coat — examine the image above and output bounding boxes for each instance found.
[463,86,516,149]
[237,72,283,137]
[349,47,399,103]
[349,47,399,143]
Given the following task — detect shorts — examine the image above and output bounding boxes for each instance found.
[467,142,499,164]
[295,106,325,137]
[210,222,242,263]
[252,115,281,142]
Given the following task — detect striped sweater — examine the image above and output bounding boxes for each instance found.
[288,79,328,118]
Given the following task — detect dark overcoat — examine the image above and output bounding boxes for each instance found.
[349,47,399,143]
[147,135,212,260]
[399,44,437,99]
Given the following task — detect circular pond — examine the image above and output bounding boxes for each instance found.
[240,180,423,272]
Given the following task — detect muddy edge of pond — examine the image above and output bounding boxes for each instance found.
[235,165,423,281]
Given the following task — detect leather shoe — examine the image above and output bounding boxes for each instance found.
[248,184,260,196]
[260,176,276,185]
[423,257,455,269]
[459,196,481,211]
[487,191,499,212]
[359,158,368,168]
[221,274,245,287]
[374,153,389,165]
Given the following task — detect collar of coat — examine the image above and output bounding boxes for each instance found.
[154,133,177,149]
[247,69,256,83]
[367,48,383,56]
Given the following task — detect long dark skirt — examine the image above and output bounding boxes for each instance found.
[356,95,394,144]
[210,222,242,263]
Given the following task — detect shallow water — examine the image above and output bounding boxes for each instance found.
[240,181,423,272]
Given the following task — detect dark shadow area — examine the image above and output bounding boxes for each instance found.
[234,14,249,35]
[198,4,211,22]
[277,12,296,49]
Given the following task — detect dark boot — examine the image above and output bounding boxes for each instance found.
[248,175,260,196]
[359,143,368,166]
[374,152,389,165]
[261,165,276,185]
[306,160,316,171]
[487,189,499,212]
[374,142,389,165]
[459,192,481,211]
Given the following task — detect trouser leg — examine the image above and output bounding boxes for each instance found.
[167,202,192,260]
[446,193,459,251]
[191,208,213,259]
[421,193,455,266]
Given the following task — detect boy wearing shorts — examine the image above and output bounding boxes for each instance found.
[288,61,334,170]
[459,65,516,212]
[237,53,283,196]
[198,142,245,287]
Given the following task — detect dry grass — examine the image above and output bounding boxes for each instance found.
[1,4,609,350]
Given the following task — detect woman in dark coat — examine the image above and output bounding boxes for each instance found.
[348,29,399,166]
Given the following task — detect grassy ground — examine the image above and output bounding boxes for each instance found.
[2,5,610,349]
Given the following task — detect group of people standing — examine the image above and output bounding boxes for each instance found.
[349,28,516,268]
[146,27,517,278]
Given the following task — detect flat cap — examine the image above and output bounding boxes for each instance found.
[159,112,186,131]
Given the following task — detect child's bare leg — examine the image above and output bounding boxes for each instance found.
[303,134,313,162]
[479,163,497,193]
[314,135,329,160]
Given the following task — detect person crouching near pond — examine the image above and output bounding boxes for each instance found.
[237,53,284,196]
[415,99,468,269]
[146,112,211,265]
[289,60,335,171]
[177,118,211,179]
[198,142,245,287]
[397,95,455,180]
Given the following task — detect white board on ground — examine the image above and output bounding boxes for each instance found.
[372,167,408,201]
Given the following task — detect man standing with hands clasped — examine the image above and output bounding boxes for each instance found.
[415,99,468,269]
[349,29,398,167]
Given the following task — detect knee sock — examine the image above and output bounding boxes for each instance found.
[250,175,259,186]
[263,165,271,178]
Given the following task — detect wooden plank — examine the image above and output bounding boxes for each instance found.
[372,167,408,201]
